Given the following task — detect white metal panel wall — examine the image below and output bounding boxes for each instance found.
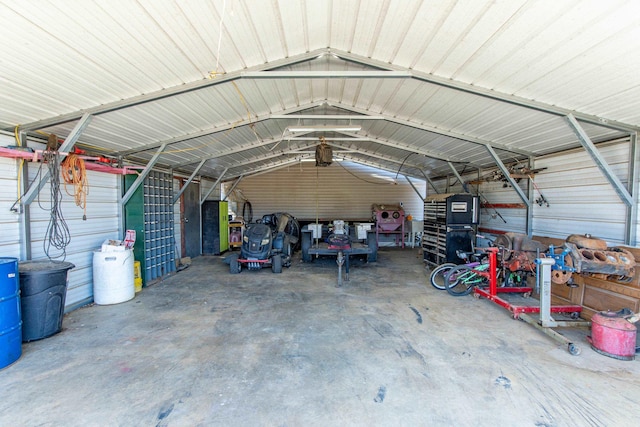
[27,167,120,310]
[532,141,631,245]
[235,161,426,222]
[0,153,21,257]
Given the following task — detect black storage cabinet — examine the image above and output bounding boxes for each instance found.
[423,193,478,266]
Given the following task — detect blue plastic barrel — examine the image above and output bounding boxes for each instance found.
[0,257,21,369]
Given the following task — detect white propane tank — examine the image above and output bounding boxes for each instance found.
[92,249,135,305]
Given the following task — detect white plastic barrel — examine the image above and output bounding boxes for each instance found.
[92,249,135,305]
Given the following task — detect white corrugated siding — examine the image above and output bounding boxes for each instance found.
[0,132,120,310]
[233,161,426,222]
[27,167,120,310]
[531,141,631,245]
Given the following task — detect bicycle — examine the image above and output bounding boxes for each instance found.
[444,261,493,296]
[428,235,491,291]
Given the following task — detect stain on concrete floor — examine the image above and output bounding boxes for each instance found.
[1,248,638,426]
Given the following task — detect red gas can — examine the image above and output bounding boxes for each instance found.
[589,311,637,361]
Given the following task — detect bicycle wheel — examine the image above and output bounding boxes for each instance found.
[428,263,457,290]
[444,265,483,296]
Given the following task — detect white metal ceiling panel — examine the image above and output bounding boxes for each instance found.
[1,0,639,183]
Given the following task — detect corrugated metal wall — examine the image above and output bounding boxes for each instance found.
[232,161,426,222]
[0,133,121,310]
[532,140,631,245]
[0,155,21,256]
[432,139,636,246]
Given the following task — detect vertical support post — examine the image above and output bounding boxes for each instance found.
[626,132,639,245]
[526,156,534,237]
[488,247,498,297]
[17,131,32,260]
[536,257,557,327]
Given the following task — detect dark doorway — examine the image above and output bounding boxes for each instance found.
[182,181,201,258]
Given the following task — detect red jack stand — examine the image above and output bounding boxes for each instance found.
[473,248,586,355]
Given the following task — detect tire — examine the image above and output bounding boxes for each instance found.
[367,230,378,262]
[301,231,312,262]
[429,263,457,290]
[444,265,482,296]
[229,254,241,274]
[272,254,283,273]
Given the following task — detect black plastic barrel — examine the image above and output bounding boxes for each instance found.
[0,257,21,369]
[19,260,75,342]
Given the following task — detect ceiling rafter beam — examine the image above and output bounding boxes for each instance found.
[271,115,385,120]
[225,156,312,181]
[337,130,473,164]
[117,102,324,157]
[332,49,637,133]
[242,70,411,79]
[219,143,317,169]
[565,114,633,206]
[200,168,229,204]
[485,145,531,207]
[121,143,168,206]
[329,141,433,172]
[172,159,207,204]
[328,101,534,157]
[337,154,421,180]
[17,49,330,132]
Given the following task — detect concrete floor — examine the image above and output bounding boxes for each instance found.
[1,248,639,426]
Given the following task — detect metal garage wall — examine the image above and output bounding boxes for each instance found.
[0,133,121,310]
[233,161,426,222]
[531,140,632,245]
[0,155,21,256]
[28,167,120,310]
[427,139,635,245]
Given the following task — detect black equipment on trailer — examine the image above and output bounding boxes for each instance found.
[300,223,377,286]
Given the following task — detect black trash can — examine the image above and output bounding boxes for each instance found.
[18,260,75,342]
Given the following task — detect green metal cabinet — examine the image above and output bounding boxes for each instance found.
[202,200,229,255]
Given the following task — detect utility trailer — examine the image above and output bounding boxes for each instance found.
[300,226,377,286]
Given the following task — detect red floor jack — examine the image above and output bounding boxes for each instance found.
[474,248,586,355]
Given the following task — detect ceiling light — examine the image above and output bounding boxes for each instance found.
[287,125,362,133]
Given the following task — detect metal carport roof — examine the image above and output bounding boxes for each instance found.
[1,0,639,182]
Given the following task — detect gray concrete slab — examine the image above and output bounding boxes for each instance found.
[1,248,639,426]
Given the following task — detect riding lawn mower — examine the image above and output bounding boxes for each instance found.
[227,213,300,274]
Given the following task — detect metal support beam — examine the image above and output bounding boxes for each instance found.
[485,145,531,207]
[21,113,93,206]
[271,115,385,120]
[121,143,167,206]
[626,132,639,245]
[223,175,244,201]
[422,170,440,195]
[172,159,207,204]
[18,50,326,131]
[566,114,633,206]
[447,162,469,193]
[329,102,534,157]
[118,102,323,157]
[241,70,412,79]
[526,157,534,237]
[333,50,637,133]
[17,131,32,260]
[403,175,425,202]
[200,168,228,204]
